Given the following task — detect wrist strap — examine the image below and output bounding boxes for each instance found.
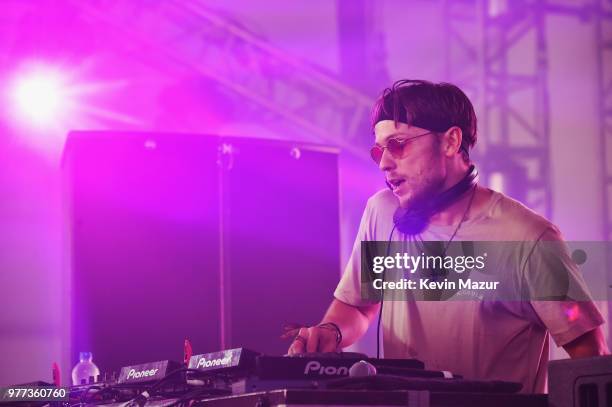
[317,322,343,346]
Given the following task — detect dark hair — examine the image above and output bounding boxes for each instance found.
[371,79,477,161]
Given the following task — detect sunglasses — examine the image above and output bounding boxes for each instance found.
[370,131,434,164]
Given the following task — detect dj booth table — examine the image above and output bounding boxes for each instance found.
[38,349,556,407]
[195,389,548,407]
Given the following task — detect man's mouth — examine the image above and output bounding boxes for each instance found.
[387,178,406,193]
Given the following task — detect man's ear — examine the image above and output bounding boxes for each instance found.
[443,126,463,157]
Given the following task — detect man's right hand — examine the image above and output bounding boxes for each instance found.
[287,325,339,355]
[286,299,379,356]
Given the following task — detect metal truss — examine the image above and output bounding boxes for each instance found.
[445,0,552,219]
[337,0,390,96]
[446,0,612,225]
[69,0,373,149]
[443,0,484,112]
[482,0,552,219]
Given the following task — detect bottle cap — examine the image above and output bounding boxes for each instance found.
[79,351,93,361]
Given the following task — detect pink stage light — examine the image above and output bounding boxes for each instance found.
[8,64,72,130]
[3,60,141,157]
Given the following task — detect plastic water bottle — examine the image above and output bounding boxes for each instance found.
[71,352,100,385]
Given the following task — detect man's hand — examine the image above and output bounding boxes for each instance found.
[287,325,339,355]
[286,299,379,356]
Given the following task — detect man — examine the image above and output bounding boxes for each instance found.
[288,80,608,393]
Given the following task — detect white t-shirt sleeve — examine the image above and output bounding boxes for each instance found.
[523,227,605,346]
[334,198,380,307]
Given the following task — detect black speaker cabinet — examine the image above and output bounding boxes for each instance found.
[62,132,340,372]
[548,355,612,407]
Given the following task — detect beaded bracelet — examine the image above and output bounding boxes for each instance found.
[317,322,343,346]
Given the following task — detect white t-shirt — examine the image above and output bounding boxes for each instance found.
[334,188,604,393]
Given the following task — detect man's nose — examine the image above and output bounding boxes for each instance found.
[378,148,396,172]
